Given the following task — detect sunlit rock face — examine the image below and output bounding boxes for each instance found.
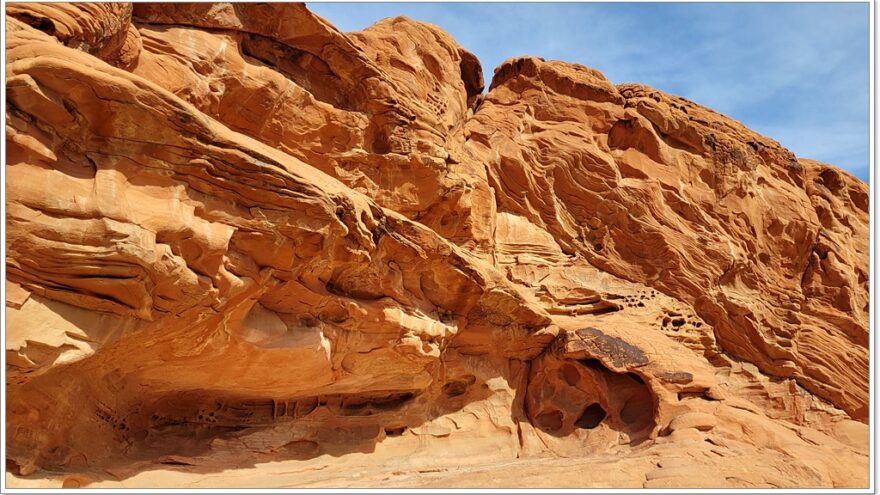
[5,3,868,489]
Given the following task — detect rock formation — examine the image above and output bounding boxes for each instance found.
[5,3,869,489]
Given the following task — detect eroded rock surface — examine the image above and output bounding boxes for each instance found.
[5,3,869,489]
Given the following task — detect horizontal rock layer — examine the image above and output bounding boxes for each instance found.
[5,2,869,489]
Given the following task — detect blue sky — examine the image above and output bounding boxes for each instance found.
[308,2,870,182]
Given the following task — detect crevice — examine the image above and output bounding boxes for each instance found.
[9,12,57,36]
[574,403,606,429]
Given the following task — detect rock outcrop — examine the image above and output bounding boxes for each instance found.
[5,3,869,489]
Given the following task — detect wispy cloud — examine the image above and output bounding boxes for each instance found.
[308,2,870,182]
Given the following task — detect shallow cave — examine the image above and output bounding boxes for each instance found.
[525,354,656,440]
[574,403,607,429]
[535,410,565,432]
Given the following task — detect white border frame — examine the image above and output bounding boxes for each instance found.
[0,0,875,493]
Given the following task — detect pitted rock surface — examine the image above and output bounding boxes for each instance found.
[5,3,868,489]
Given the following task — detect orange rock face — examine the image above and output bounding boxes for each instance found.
[5,3,869,489]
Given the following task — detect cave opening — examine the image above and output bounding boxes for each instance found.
[574,403,607,429]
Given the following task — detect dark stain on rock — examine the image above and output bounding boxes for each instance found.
[657,371,694,384]
[563,327,649,368]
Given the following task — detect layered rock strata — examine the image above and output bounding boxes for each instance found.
[5,2,869,488]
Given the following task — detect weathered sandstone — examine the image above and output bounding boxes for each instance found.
[5,3,869,489]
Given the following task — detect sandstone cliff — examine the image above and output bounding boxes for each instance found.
[5,3,869,489]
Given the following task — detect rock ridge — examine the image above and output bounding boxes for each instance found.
[5,3,868,489]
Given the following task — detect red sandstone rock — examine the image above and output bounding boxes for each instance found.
[4,3,869,489]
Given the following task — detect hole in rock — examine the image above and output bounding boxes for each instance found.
[340,392,415,416]
[678,389,711,401]
[574,403,607,429]
[442,376,476,398]
[13,13,56,34]
[384,426,406,437]
[35,18,55,31]
[626,372,645,384]
[527,348,658,441]
[591,305,620,315]
[535,410,564,432]
[578,358,606,372]
[370,129,392,154]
